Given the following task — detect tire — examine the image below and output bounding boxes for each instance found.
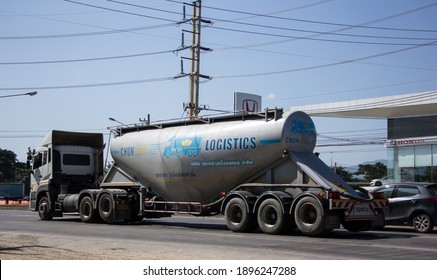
[375,181,382,186]
[294,196,326,236]
[412,213,434,233]
[342,221,372,232]
[98,193,114,221]
[37,196,53,221]
[224,197,258,232]
[79,196,100,223]
[257,198,285,235]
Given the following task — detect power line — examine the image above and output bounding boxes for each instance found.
[65,0,178,23]
[0,49,176,65]
[205,2,437,58]
[208,18,437,42]
[227,0,334,21]
[199,1,437,33]
[280,78,437,101]
[0,24,174,40]
[108,0,182,16]
[0,76,175,91]
[1,1,434,91]
[214,40,437,79]
[210,25,436,46]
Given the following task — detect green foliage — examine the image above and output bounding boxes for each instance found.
[0,148,27,183]
[355,162,387,182]
[334,166,354,182]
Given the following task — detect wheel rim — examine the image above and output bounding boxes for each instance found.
[39,201,48,213]
[414,214,430,232]
[81,202,91,219]
[229,205,243,224]
[261,206,278,227]
[101,197,111,214]
[300,203,317,225]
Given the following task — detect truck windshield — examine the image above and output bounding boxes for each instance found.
[63,154,90,166]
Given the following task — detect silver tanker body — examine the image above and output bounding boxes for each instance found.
[110,111,361,204]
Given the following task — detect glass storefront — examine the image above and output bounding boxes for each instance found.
[387,141,437,183]
[386,116,437,183]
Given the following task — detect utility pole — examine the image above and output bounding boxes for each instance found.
[187,0,201,118]
[175,0,211,119]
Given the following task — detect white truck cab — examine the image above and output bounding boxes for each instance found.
[29,131,104,219]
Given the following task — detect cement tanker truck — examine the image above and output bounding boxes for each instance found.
[29,109,386,236]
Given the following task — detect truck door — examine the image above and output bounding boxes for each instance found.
[32,148,51,185]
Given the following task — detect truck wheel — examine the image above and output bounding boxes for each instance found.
[342,221,371,232]
[412,213,434,233]
[98,193,113,221]
[79,196,100,223]
[294,196,326,236]
[38,196,53,221]
[257,198,285,235]
[225,197,258,232]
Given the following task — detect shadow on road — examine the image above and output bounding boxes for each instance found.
[47,214,425,240]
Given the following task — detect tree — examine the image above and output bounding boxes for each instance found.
[355,162,387,182]
[334,166,354,182]
[0,148,27,183]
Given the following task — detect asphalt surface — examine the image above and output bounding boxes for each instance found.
[1,207,437,260]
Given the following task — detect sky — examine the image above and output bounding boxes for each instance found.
[0,0,436,169]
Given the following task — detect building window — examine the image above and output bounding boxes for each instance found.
[415,146,432,182]
[388,116,437,139]
[432,145,437,183]
[388,145,437,183]
[398,147,415,182]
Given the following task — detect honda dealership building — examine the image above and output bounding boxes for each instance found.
[292,91,437,183]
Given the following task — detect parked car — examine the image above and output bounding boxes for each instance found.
[372,183,437,233]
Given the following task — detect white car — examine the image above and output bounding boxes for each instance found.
[370,177,389,186]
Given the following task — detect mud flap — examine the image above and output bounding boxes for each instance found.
[326,215,341,230]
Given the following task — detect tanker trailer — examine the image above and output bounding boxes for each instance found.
[29,109,387,236]
[102,109,386,235]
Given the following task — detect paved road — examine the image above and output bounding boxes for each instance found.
[1,208,437,259]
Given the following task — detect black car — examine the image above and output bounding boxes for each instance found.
[372,183,437,233]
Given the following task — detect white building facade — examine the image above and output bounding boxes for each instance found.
[292,91,437,183]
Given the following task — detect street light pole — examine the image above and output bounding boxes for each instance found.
[0,91,37,99]
[108,117,126,126]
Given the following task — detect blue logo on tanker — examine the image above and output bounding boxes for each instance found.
[163,137,202,158]
[286,119,316,147]
[291,119,315,135]
[119,146,134,156]
[162,136,257,158]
